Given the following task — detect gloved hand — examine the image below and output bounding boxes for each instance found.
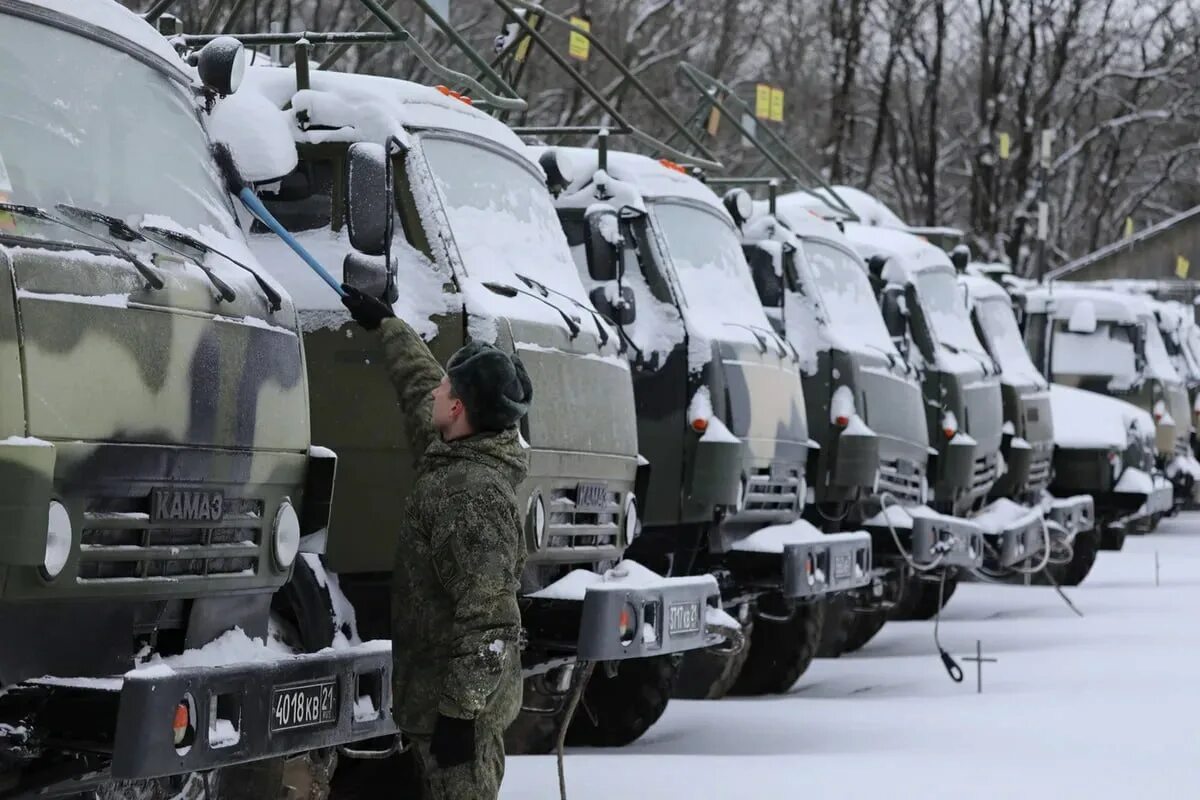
[340,284,394,331]
[430,714,475,769]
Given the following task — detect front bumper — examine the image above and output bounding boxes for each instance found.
[2,643,394,780]
[865,506,984,570]
[726,523,873,599]
[1045,494,1096,540]
[521,565,725,666]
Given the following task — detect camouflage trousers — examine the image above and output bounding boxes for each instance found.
[410,725,506,800]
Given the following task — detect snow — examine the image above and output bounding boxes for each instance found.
[1067,300,1098,333]
[528,560,716,601]
[776,186,908,228]
[1010,436,1032,450]
[1166,454,1200,481]
[308,445,336,459]
[504,519,1200,798]
[0,436,51,447]
[843,415,873,436]
[727,520,868,554]
[1114,467,1154,494]
[1050,384,1154,449]
[705,606,740,631]
[550,149,725,213]
[208,718,240,748]
[17,289,129,308]
[353,694,380,723]
[942,410,958,435]
[206,88,298,183]
[32,0,189,76]
[1002,421,1016,435]
[831,385,855,424]
[970,498,1042,536]
[688,387,714,424]
[1051,328,1138,388]
[701,416,741,445]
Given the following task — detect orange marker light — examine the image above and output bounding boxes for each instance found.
[835,415,850,428]
[172,703,189,745]
[691,418,709,433]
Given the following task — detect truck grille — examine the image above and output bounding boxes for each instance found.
[876,458,925,505]
[77,495,263,582]
[971,452,1000,495]
[1025,442,1054,494]
[744,466,802,513]
[545,485,620,549]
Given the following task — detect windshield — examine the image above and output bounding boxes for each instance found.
[0,14,233,245]
[1142,318,1181,383]
[914,270,987,355]
[651,201,773,335]
[420,135,590,305]
[1051,321,1137,383]
[800,239,896,354]
[974,297,1045,386]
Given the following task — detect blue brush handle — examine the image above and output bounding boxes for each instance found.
[238,188,346,297]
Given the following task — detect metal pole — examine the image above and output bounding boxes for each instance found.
[141,0,176,24]
[1036,128,1055,282]
[295,39,311,91]
[317,0,401,70]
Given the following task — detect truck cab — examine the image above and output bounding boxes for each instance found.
[211,66,725,752]
[0,2,390,791]
[542,147,871,697]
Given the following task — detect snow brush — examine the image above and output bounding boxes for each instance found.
[211,143,346,298]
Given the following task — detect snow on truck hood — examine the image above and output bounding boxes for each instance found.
[15,0,189,77]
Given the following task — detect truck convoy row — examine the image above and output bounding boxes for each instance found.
[0,2,1191,798]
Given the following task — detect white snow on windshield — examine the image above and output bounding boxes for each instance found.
[1051,323,1138,386]
[1142,318,1182,384]
[915,270,987,356]
[422,136,591,307]
[974,298,1045,387]
[800,240,896,356]
[651,201,772,345]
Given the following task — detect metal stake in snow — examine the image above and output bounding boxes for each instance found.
[962,640,997,694]
[210,143,346,297]
[1156,550,1161,587]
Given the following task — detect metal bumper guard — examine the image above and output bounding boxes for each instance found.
[1046,494,1095,540]
[15,643,394,781]
[728,521,874,599]
[866,505,984,570]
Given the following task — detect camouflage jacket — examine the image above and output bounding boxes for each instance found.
[378,318,528,736]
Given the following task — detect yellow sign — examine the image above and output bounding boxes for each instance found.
[706,106,721,136]
[1176,255,1190,279]
[755,84,772,120]
[515,13,539,62]
[568,16,590,61]
[998,132,1011,160]
[769,87,784,122]
[1124,217,1134,239]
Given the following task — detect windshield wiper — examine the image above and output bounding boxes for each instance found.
[55,204,236,303]
[482,281,582,339]
[0,203,164,290]
[514,272,611,348]
[864,342,904,372]
[139,223,282,312]
[724,322,790,359]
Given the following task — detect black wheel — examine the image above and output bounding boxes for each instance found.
[672,621,754,700]
[504,678,568,755]
[816,593,853,658]
[1055,530,1099,586]
[567,656,678,747]
[1099,525,1126,551]
[893,577,956,622]
[729,596,825,696]
[840,607,889,653]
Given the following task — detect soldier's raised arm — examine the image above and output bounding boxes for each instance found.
[341,285,441,460]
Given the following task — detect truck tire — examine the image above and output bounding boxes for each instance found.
[728,596,824,696]
[840,607,889,653]
[1056,530,1099,586]
[672,620,754,700]
[503,706,563,755]
[816,594,853,658]
[893,577,956,621]
[566,656,678,747]
[1099,526,1126,551]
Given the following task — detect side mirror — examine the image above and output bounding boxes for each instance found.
[882,289,907,340]
[345,142,394,257]
[744,246,783,309]
[343,252,398,304]
[950,244,971,273]
[195,37,246,96]
[584,207,621,282]
[590,285,636,326]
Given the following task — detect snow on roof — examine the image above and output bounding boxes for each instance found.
[960,273,1010,304]
[236,66,529,156]
[548,147,730,215]
[755,201,844,241]
[21,0,188,76]
[777,186,908,227]
[1024,285,1147,323]
[1050,383,1154,449]
[838,221,954,283]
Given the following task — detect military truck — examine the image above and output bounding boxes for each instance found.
[540,145,873,698]
[203,61,728,755]
[0,2,396,796]
[957,270,1096,583]
[1021,285,1186,521]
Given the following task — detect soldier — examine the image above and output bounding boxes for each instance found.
[340,285,532,800]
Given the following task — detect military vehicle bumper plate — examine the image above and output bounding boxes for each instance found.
[906,509,985,570]
[1046,494,1095,538]
[779,531,874,599]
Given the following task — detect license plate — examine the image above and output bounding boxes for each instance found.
[575,482,609,512]
[151,488,226,523]
[833,553,853,580]
[667,601,701,635]
[270,678,338,733]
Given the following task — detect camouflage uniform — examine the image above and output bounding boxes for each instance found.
[377,317,527,800]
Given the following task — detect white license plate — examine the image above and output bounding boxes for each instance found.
[575,482,608,512]
[270,678,338,733]
[833,553,853,580]
[668,602,701,635]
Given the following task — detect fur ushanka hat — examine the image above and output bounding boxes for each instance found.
[446,343,533,432]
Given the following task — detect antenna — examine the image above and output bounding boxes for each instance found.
[484,0,723,171]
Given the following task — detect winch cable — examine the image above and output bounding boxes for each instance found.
[974,520,1085,619]
[877,493,945,573]
[932,571,964,683]
[1042,563,1085,618]
[557,660,595,800]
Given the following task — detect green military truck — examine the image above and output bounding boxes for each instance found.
[0,2,394,796]
[207,64,727,754]
[541,146,872,698]
[1021,285,1182,525]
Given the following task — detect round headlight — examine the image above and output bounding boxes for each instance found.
[527,494,547,548]
[273,500,301,569]
[623,494,639,543]
[42,500,72,580]
[723,189,754,225]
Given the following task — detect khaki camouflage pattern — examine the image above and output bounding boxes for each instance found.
[376,316,527,738]
[411,726,505,800]
[0,240,311,606]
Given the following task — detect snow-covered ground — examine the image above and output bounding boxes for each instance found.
[505,514,1200,799]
